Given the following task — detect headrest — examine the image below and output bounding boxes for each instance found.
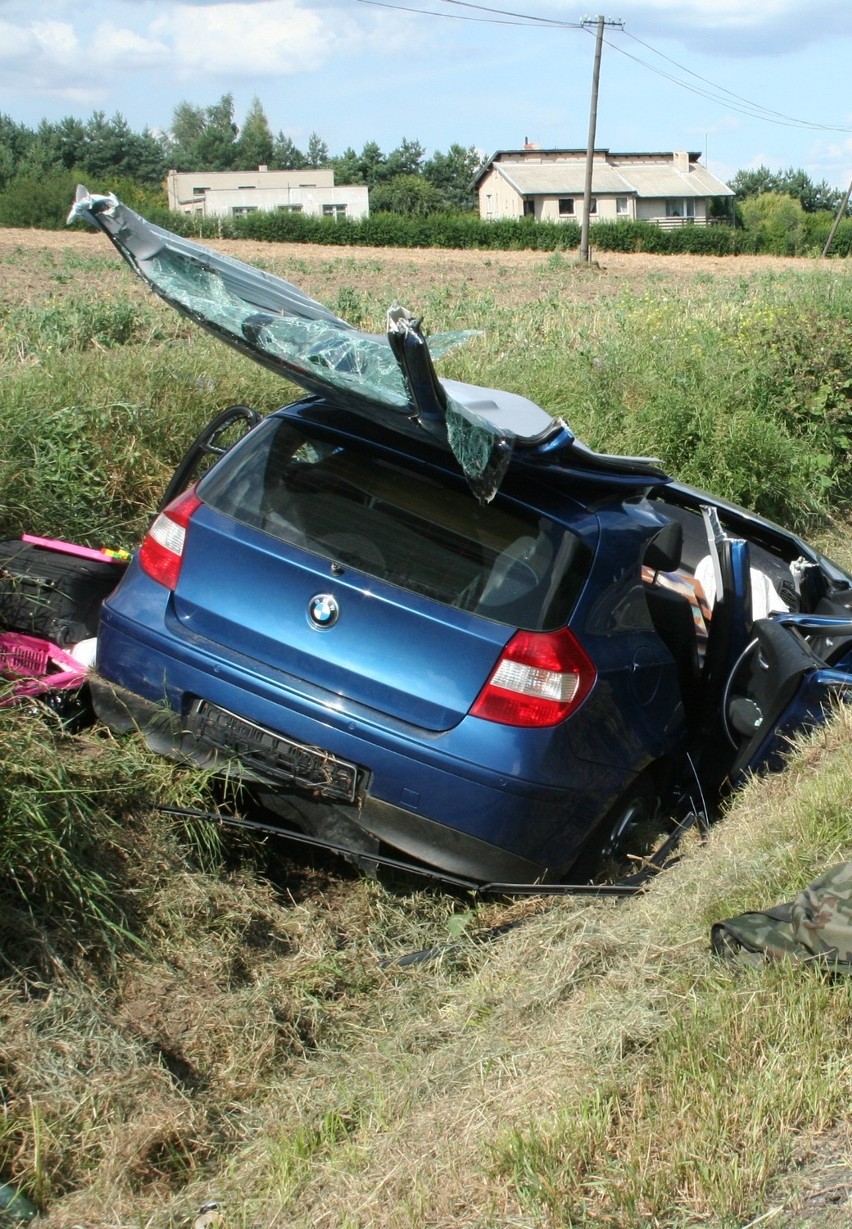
[644,520,683,574]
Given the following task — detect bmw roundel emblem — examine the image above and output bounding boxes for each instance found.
[309,593,339,628]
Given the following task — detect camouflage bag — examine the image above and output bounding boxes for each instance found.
[711,862,852,970]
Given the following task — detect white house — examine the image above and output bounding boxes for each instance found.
[166,168,370,221]
[474,148,734,227]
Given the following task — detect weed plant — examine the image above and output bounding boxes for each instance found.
[0,336,289,544]
[0,700,230,971]
[440,264,852,530]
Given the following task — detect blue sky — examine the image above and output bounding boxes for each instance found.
[1,0,852,190]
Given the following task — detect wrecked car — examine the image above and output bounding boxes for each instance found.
[63,186,852,885]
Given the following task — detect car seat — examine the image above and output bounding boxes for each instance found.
[643,521,702,724]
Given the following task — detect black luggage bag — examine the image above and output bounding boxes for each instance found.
[0,539,127,646]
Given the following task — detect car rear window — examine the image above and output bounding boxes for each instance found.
[199,417,590,630]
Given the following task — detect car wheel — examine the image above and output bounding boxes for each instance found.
[569,777,661,881]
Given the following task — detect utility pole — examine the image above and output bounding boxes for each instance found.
[579,15,623,263]
[822,177,852,259]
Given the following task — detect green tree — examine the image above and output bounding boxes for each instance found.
[739,192,809,254]
[196,93,238,170]
[46,116,87,171]
[776,167,841,214]
[236,97,274,170]
[729,164,845,215]
[305,132,329,168]
[728,166,779,200]
[272,132,306,169]
[358,140,387,186]
[0,114,35,187]
[369,174,443,216]
[18,117,86,178]
[73,112,165,184]
[385,138,425,178]
[82,112,128,178]
[330,146,364,184]
[125,128,169,185]
[423,143,481,211]
[168,93,237,170]
[170,100,207,162]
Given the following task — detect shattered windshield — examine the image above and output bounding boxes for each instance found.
[68,186,557,501]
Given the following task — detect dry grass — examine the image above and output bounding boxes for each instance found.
[12,713,848,1229]
[0,224,831,312]
[193,717,852,1229]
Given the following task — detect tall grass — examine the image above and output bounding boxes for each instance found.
[5,251,852,538]
[0,702,224,971]
[440,264,852,530]
[0,333,290,544]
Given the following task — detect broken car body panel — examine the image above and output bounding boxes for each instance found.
[68,185,668,502]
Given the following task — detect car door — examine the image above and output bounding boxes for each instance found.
[689,506,754,793]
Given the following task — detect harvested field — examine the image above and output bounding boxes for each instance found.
[0,224,829,310]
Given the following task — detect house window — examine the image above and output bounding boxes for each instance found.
[276,204,303,213]
[231,205,258,216]
[616,196,628,215]
[666,198,695,219]
[322,203,347,219]
[523,199,535,217]
[558,198,575,216]
[192,187,209,196]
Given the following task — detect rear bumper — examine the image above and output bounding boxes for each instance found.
[91,570,653,880]
[90,674,548,883]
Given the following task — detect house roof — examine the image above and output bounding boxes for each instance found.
[619,163,734,198]
[493,163,633,196]
[474,150,734,199]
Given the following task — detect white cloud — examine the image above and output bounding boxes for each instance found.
[608,0,852,55]
[150,1,345,78]
[0,18,33,61]
[90,22,168,66]
[31,17,80,60]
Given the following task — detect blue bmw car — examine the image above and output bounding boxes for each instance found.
[71,188,852,884]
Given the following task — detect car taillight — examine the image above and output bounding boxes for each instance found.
[138,488,202,591]
[470,628,596,727]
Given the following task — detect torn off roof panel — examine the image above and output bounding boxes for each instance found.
[67,185,669,499]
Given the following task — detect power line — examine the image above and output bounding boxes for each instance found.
[434,0,581,26]
[355,0,542,24]
[354,0,580,27]
[609,29,852,133]
[355,0,547,24]
[351,0,852,136]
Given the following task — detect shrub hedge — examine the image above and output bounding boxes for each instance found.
[3,171,850,258]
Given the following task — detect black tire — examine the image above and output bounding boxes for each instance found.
[568,776,661,882]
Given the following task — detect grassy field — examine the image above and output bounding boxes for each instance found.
[2,226,852,1228]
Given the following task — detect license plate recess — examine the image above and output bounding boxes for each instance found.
[190,700,360,802]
